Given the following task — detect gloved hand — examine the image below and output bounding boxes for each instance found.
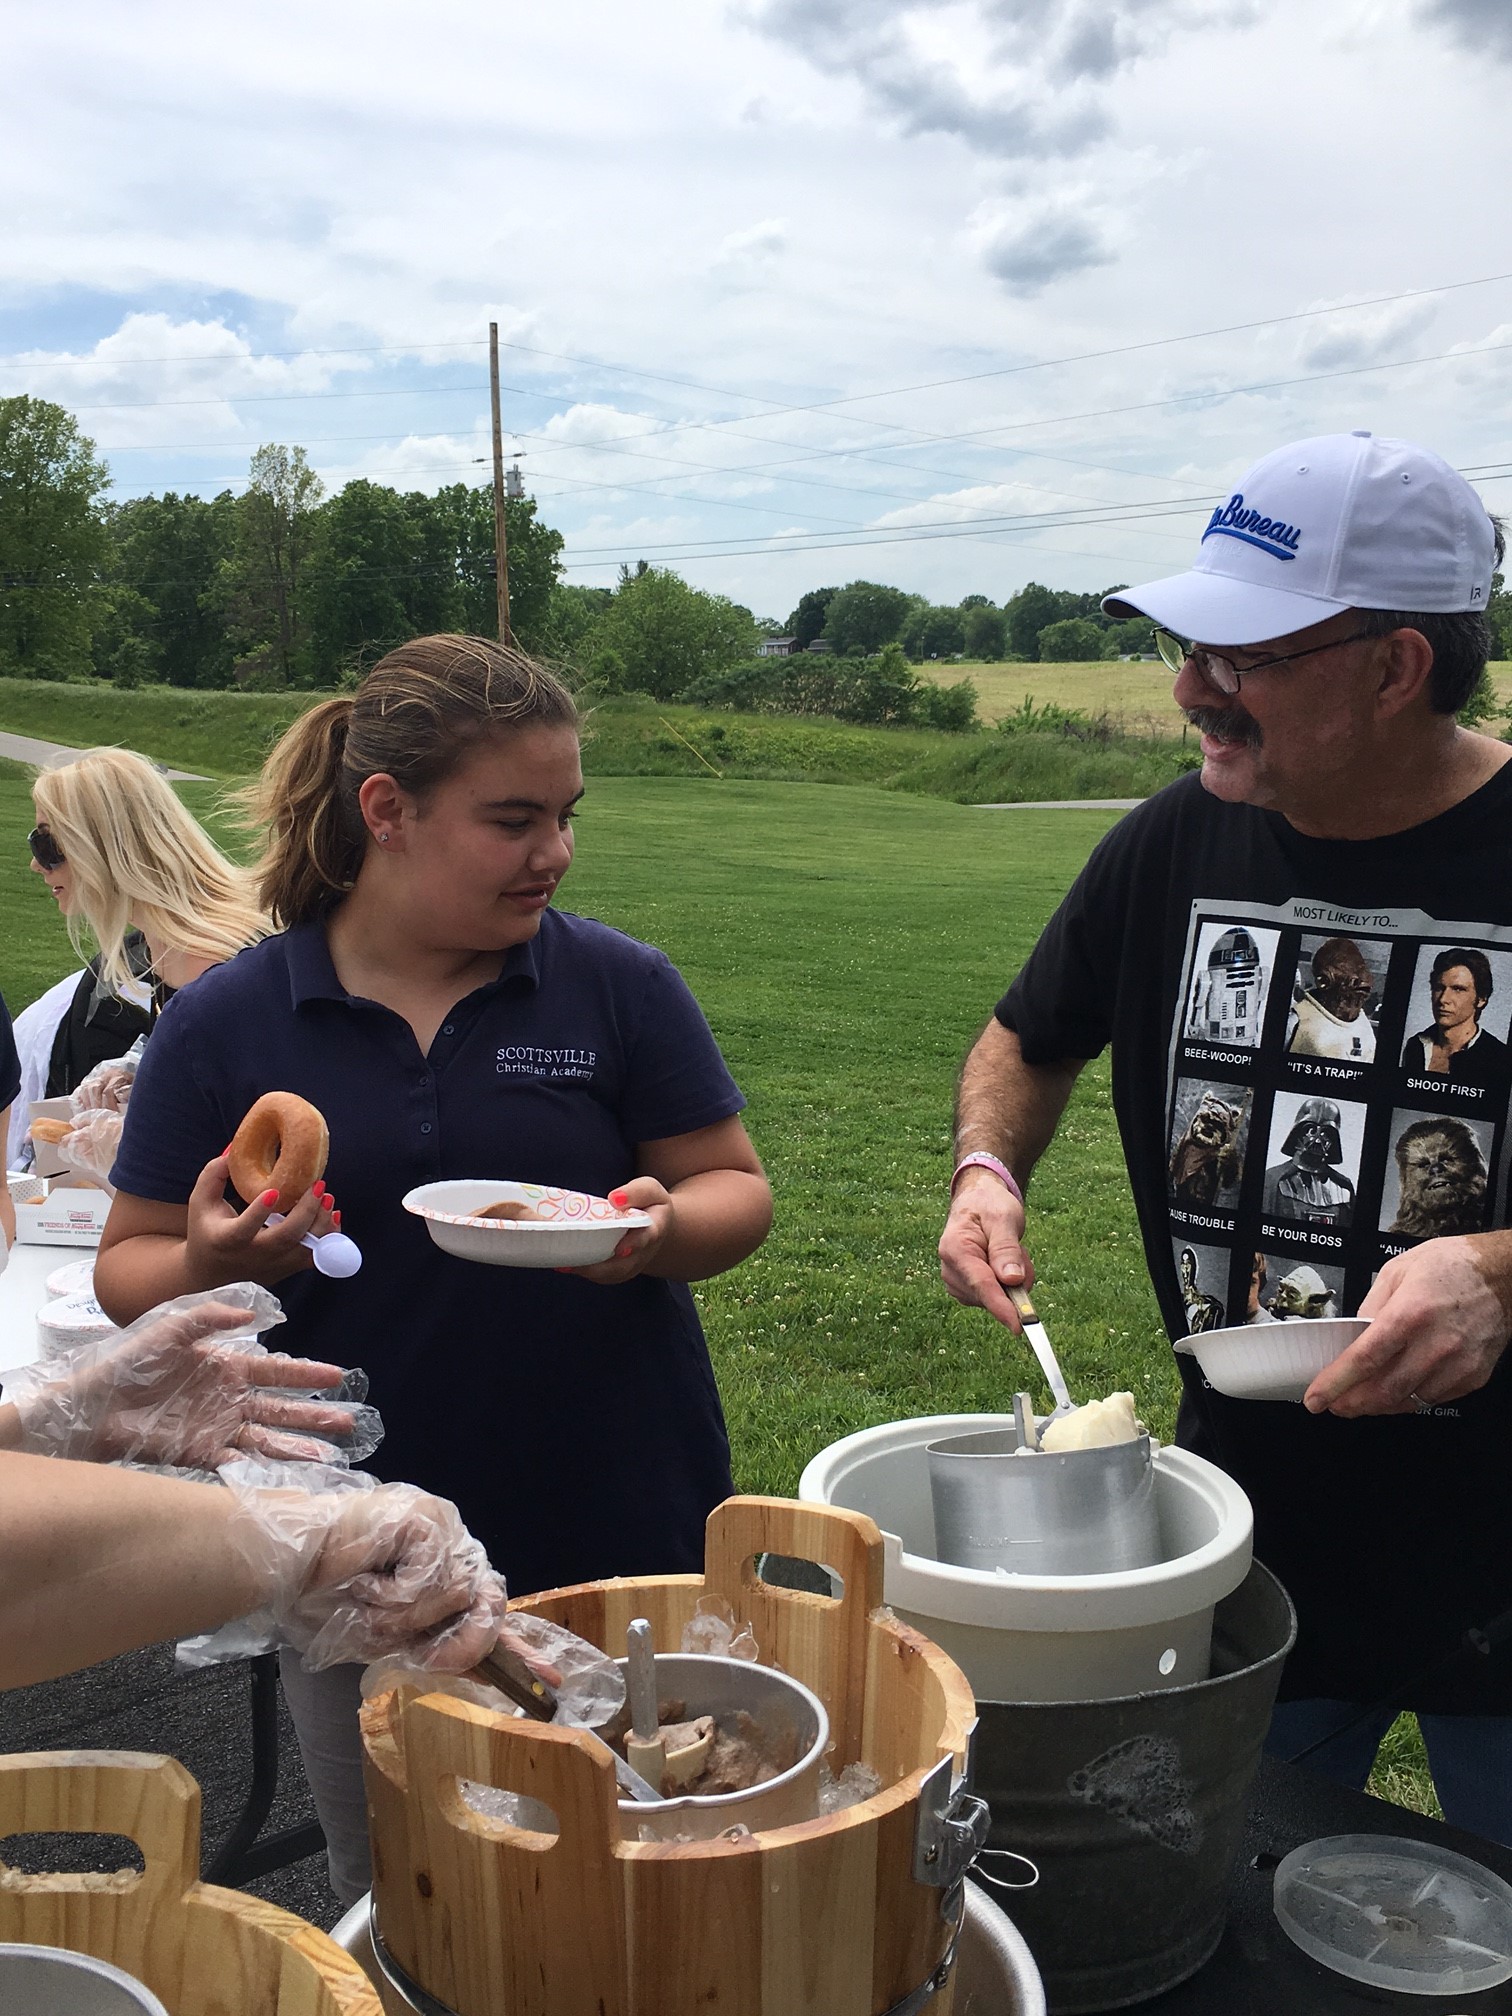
[6,1283,382,1470]
[70,1053,138,1115]
[49,1108,125,1190]
[186,1461,509,1672]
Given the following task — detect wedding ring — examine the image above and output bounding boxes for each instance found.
[1411,1391,1433,1413]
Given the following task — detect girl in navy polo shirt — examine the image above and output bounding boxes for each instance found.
[95,634,773,1901]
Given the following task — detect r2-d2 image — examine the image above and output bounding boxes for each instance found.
[1188,927,1268,1046]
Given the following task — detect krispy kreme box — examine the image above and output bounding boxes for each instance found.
[14,1176,110,1246]
[15,1100,111,1244]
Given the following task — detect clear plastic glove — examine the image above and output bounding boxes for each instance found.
[5,1283,383,1469]
[181,1461,508,1673]
[49,1109,125,1190]
[70,1053,139,1115]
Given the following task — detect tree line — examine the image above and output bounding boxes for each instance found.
[6,396,1509,722]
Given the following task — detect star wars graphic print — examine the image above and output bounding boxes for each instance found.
[1166,899,1512,1333]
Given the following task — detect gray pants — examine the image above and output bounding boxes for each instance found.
[278,1651,372,1907]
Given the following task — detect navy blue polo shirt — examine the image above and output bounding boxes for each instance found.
[111,911,745,1594]
[0,993,19,1112]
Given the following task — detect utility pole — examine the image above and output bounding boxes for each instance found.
[489,321,512,646]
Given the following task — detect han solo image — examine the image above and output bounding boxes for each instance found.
[1401,947,1510,1086]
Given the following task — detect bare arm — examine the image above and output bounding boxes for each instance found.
[938,1017,1085,1330]
[0,1452,519,1690]
[565,1114,773,1287]
[0,1454,260,1686]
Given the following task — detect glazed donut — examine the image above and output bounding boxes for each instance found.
[227,1092,330,1211]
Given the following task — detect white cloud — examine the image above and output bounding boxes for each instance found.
[1,0,1509,611]
[972,201,1117,293]
[743,0,1257,158]
[1416,0,1512,60]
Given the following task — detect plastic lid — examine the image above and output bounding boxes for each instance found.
[1274,1834,1512,1996]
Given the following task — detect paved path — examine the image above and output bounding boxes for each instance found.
[972,797,1144,810]
[0,728,207,781]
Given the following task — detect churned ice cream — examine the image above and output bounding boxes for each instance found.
[1038,1391,1143,1452]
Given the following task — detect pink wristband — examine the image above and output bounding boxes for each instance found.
[951,1153,1024,1206]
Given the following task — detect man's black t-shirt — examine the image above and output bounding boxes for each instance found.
[999,764,1512,1711]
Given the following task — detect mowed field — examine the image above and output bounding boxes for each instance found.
[924,657,1512,730]
[0,741,1441,1815]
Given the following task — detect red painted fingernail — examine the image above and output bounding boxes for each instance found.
[312,1180,326,1199]
[221,1144,233,1158]
[322,1195,335,1212]
[260,1189,279,1206]
[332,1210,342,1228]
[609,1189,628,1207]
[615,1241,632,1258]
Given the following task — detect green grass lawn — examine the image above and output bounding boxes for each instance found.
[0,678,1199,806]
[925,657,1512,733]
[0,750,1441,1817]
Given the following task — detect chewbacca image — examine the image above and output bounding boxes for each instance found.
[1288,936,1377,1062]
[1387,1117,1488,1239]
[1169,1092,1247,1208]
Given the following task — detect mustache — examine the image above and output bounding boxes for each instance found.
[1185,704,1263,748]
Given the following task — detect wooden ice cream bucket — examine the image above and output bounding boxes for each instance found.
[362,1496,985,2016]
[0,1751,381,2014]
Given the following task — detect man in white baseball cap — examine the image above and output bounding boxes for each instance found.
[940,432,1512,1839]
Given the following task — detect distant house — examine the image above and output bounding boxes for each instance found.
[757,636,796,657]
[805,638,834,654]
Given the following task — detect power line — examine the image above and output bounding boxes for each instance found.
[7,263,1508,410]
[557,466,1512,572]
[108,318,1512,539]
[62,383,498,413]
[16,465,1510,599]
[41,269,1512,539]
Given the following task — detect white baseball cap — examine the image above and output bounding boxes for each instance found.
[1103,431,1497,646]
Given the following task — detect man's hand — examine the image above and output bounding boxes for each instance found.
[560,1178,674,1285]
[1304,1235,1512,1416]
[939,1168,1035,1330]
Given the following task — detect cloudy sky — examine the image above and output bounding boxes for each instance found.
[4,0,1509,619]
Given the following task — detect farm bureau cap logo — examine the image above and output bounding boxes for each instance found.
[1202,493,1302,563]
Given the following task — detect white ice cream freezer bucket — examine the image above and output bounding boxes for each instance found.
[800,1413,1252,1702]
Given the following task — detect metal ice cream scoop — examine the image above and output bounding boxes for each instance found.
[1009,1284,1075,1421]
[477,1630,662,1803]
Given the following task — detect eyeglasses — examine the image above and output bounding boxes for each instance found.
[28,826,65,871]
[1153,627,1373,695]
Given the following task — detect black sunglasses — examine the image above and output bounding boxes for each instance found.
[28,826,65,871]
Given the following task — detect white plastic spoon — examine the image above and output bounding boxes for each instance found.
[267,1212,363,1279]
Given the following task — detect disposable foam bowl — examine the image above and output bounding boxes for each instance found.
[402,1179,651,1269]
[1175,1317,1369,1403]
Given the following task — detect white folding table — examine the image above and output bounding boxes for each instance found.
[0,1241,72,1375]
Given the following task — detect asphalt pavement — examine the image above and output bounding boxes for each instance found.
[0,729,207,781]
[0,1642,338,1927]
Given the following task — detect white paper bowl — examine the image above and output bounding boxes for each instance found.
[1174,1317,1370,1402]
[401,1179,651,1268]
